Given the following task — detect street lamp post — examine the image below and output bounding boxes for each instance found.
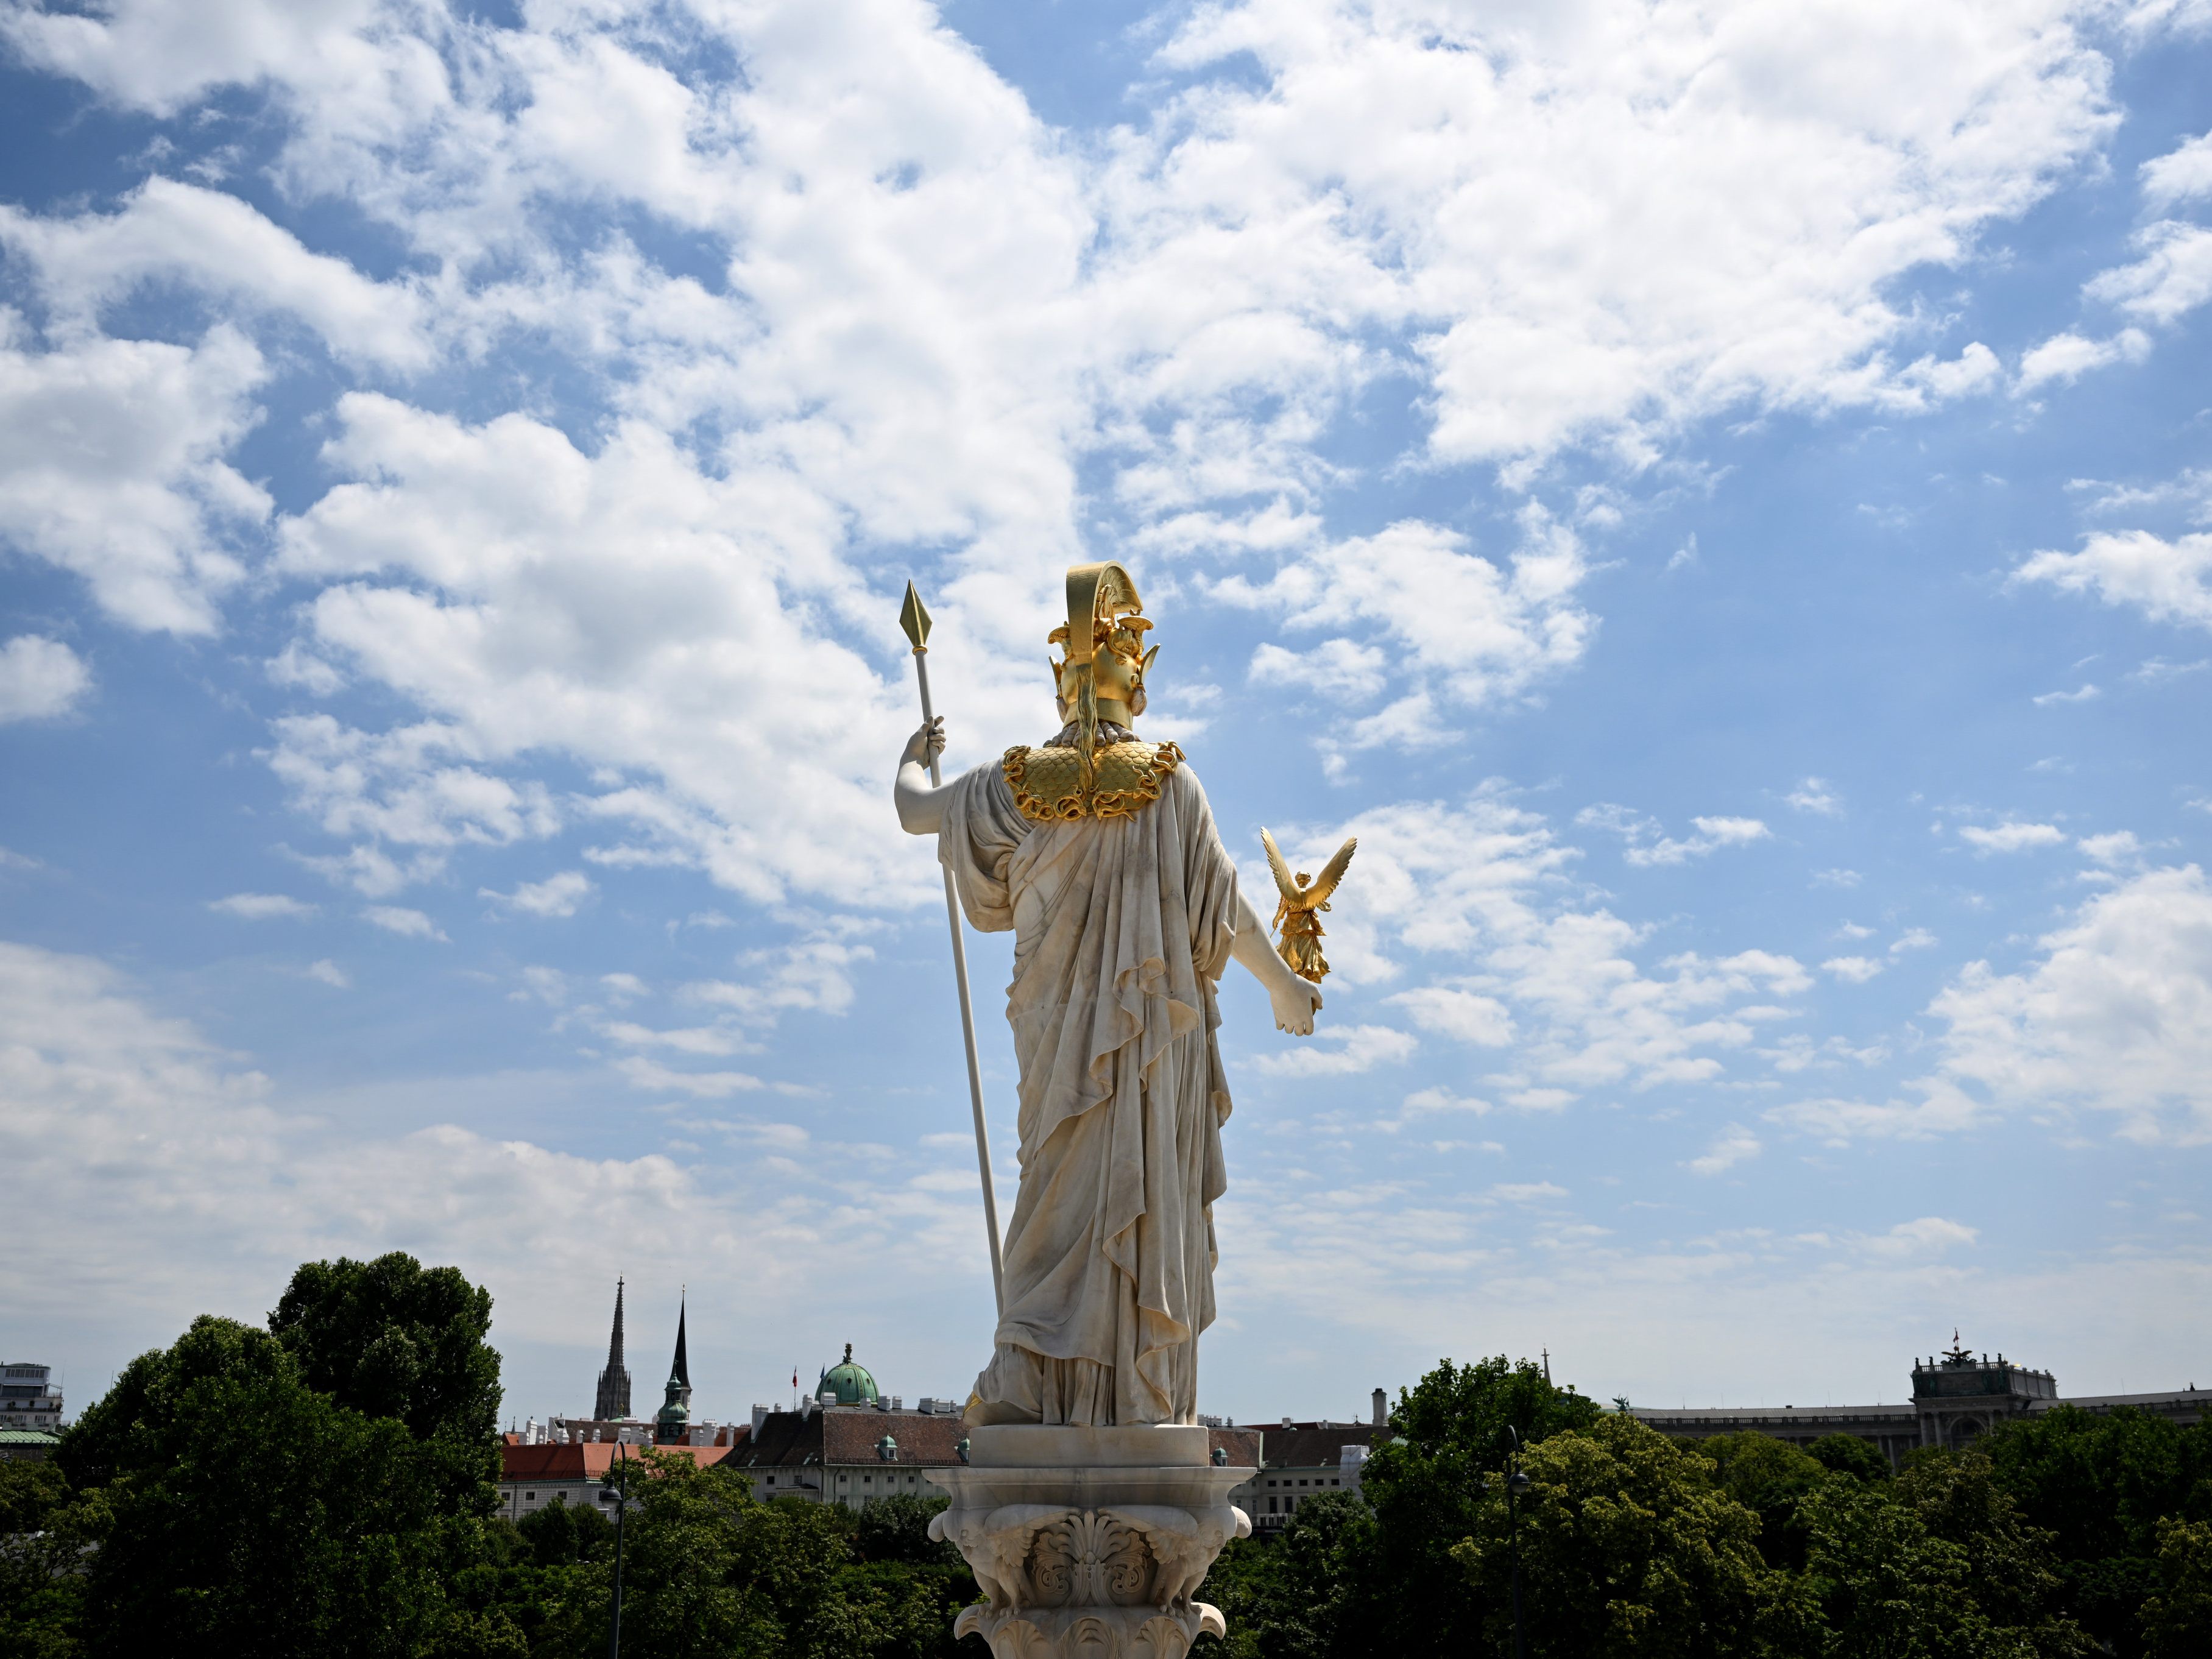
[1500,1426,1531,1659]
[601,1445,634,1659]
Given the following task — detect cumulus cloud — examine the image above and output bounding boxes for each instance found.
[2015,328,2152,389]
[304,958,350,988]
[481,870,593,919]
[1823,956,1885,983]
[207,893,317,920]
[0,634,90,722]
[1786,778,1842,816]
[1958,820,2069,853]
[2141,129,2212,210]
[1250,1022,1419,1078]
[1687,1126,1761,1176]
[0,326,267,634]
[1263,795,1807,1100]
[1774,866,2212,1144]
[1220,511,1594,751]
[361,905,444,939]
[1578,804,1772,866]
[2085,224,2212,325]
[2016,529,2212,630]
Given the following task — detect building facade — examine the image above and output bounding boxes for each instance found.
[1232,1392,1395,1532]
[1,1362,63,1432]
[1635,1336,2206,1467]
[496,1440,733,1523]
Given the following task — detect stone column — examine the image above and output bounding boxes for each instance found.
[928,1424,1253,1658]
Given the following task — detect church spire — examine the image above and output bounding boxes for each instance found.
[671,1287,690,1390]
[594,1277,632,1421]
[655,1287,693,1445]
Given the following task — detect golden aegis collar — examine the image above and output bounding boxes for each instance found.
[1003,741,1184,824]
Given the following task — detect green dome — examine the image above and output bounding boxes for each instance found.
[821,1342,878,1406]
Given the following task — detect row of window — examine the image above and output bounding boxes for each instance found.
[1261,1476,1341,1488]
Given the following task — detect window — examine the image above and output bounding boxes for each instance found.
[1268,1497,1277,1513]
[1331,1479,1340,1487]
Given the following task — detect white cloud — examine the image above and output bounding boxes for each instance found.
[1388,986,1514,1047]
[1140,0,2112,468]
[1857,1217,1979,1258]
[2085,223,2212,325]
[2015,328,2151,390]
[2077,831,2143,868]
[1959,820,2069,853]
[1219,511,1593,749]
[1249,1022,1419,1077]
[481,870,594,919]
[360,905,444,939]
[2032,683,2101,705]
[1487,1181,1567,1204]
[0,178,429,368]
[1890,927,1939,954]
[2142,129,2212,210]
[1273,794,1807,1097]
[1812,868,1862,889]
[1687,1126,1761,1176]
[1578,803,1772,866]
[1928,866,2212,1143]
[1773,866,2212,1144]
[1823,955,1885,983]
[208,893,317,921]
[2016,529,2212,630]
[0,326,267,634]
[305,958,350,988]
[0,634,91,722]
[1786,778,1842,816]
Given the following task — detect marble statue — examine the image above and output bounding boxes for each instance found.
[895,562,1325,1431]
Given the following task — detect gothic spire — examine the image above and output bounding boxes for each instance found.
[594,1276,632,1421]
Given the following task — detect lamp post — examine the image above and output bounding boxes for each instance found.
[601,1444,635,1659]
[1500,1426,1531,1659]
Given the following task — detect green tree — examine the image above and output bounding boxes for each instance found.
[1341,1355,1602,1654]
[1195,1488,1368,1659]
[60,1315,516,1659]
[1980,1405,2212,1652]
[1451,1413,1814,1658]
[1802,1452,2091,1658]
[1701,1433,1829,1571]
[0,1457,98,1659]
[1807,1434,1892,1484]
[2140,1515,2212,1659]
[270,1253,503,1513]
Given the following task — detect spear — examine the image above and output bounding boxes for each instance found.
[899,581,1006,1316]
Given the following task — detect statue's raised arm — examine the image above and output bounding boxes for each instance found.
[894,559,1324,1429]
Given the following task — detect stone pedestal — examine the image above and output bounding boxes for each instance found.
[927,1424,1253,1658]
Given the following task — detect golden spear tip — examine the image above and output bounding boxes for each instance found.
[899,581,932,653]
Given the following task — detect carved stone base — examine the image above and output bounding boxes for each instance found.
[952,1602,1224,1659]
[927,1426,1253,1659]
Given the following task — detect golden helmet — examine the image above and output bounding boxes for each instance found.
[1049,561,1157,734]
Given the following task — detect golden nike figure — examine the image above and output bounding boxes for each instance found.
[1262,827,1356,983]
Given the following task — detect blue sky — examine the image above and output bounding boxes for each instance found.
[3,0,2211,1428]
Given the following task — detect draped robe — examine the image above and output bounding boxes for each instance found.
[938,754,1240,1426]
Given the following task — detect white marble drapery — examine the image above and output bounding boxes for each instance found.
[938,759,1241,1426]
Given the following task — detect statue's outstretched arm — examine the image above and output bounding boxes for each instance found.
[1229,888,1323,1036]
[894,716,952,835]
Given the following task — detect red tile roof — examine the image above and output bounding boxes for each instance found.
[500,1439,743,1482]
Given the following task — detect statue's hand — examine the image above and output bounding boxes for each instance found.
[900,716,947,771]
[1270,974,1323,1036]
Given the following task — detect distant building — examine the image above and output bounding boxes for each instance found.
[497,1440,732,1522]
[1235,1390,1395,1532]
[1635,1334,2207,1466]
[1,1363,63,1432]
[0,1430,61,1463]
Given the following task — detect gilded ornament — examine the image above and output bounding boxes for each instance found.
[1261,828,1357,983]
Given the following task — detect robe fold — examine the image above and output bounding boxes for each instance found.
[938,757,1240,1426]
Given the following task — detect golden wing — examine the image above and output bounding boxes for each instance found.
[1304,836,1357,905]
[1260,827,1300,904]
